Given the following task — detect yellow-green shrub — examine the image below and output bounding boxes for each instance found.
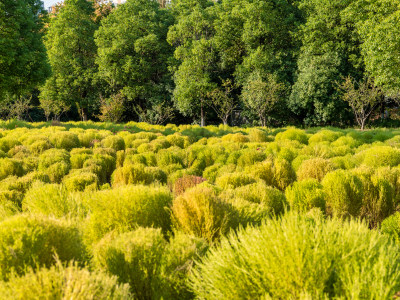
[275,128,308,144]
[354,167,396,227]
[322,170,363,218]
[381,212,400,243]
[38,149,70,183]
[28,139,52,155]
[308,129,343,144]
[49,131,80,150]
[84,185,172,244]
[359,146,400,167]
[0,214,86,280]
[215,172,256,189]
[112,164,153,186]
[0,158,24,180]
[248,128,269,142]
[63,171,98,191]
[285,179,325,212]
[272,158,296,190]
[0,263,131,299]
[220,182,287,225]
[70,148,93,169]
[296,158,334,181]
[0,201,19,222]
[22,182,87,218]
[190,212,400,299]
[93,228,166,299]
[171,185,237,242]
[101,135,125,151]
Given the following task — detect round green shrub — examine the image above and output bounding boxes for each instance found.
[70,150,92,169]
[322,170,363,218]
[159,233,209,300]
[272,158,296,190]
[215,172,256,189]
[38,148,70,169]
[0,263,131,299]
[84,185,172,245]
[296,158,334,182]
[0,214,86,280]
[0,201,20,222]
[0,137,21,152]
[111,164,153,186]
[101,135,125,151]
[190,212,400,299]
[381,212,400,243]
[22,182,86,218]
[93,228,166,299]
[63,171,99,191]
[49,131,80,150]
[0,158,24,180]
[221,181,286,214]
[354,167,396,227]
[248,128,269,142]
[360,146,400,167]
[275,128,308,144]
[171,185,237,242]
[308,129,343,144]
[285,179,325,212]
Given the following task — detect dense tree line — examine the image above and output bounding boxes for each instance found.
[1,0,400,127]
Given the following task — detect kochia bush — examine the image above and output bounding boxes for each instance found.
[322,170,363,218]
[0,263,131,299]
[84,185,172,245]
[0,215,86,280]
[93,228,166,299]
[285,179,325,212]
[190,212,400,299]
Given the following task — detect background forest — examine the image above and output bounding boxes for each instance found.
[1,0,400,128]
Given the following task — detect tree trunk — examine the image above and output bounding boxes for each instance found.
[360,119,365,131]
[200,101,205,127]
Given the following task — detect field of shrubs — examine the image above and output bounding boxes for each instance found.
[1,120,400,298]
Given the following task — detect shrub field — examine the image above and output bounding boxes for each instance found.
[1,120,400,298]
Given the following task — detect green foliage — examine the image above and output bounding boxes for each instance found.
[190,212,400,299]
[63,171,99,191]
[0,263,131,299]
[220,181,287,225]
[275,128,308,144]
[111,164,166,186]
[359,146,400,167]
[41,0,98,120]
[0,214,86,280]
[215,172,256,189]
[49,131,80,150]
[285,179,325,212]
[38,148,70,183]
[171,185,237,242]
[0,0,50,97]
[0,158,24,180]
[93,228,166,299]
[22,182,88,218]
[101,135,125,151]
[381,212,400,243]
[322,170,363,218]
[84,185,172,245]
[159,233,209,300]
[296,157,334,181]
[95,0,173,121]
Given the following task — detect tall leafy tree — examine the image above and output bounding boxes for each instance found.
[346,0,400,96]
[40,0,98,121]
[289,0,362,126]
[168,4,217,126]
[0,0,50,99]
[95,0,174,123]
